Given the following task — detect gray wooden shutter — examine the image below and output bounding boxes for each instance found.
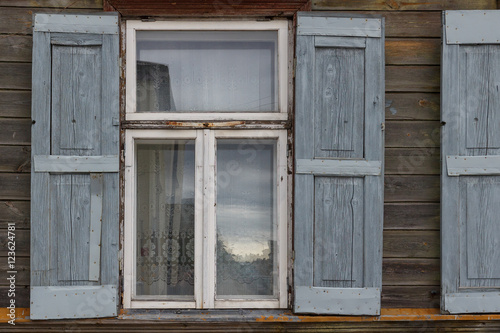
[442,10,500,314]
[30,13,119,320]
[294,12,384,316]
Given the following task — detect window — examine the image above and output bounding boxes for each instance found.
[123,20,289,309]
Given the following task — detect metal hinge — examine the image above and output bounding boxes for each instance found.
[381,122,385,131]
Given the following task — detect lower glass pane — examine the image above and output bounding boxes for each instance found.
[216,139,277,299]
[135,141,195,300]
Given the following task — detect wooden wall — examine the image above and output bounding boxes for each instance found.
[310,0,498,308]
[1,0,499,312]
[0,0,103,308]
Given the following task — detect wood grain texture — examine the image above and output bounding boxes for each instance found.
[382,258,439,286]
[381,286,440,308]
[0,257,29,286]
[0,119,31,145]
[383,230,439,258]
[386,66,440,92]
[0,173,30,200]
[106,0,309,17]
[0,35,32,62]
[386,39,440,65]
[328,11,441,38]
[294,13,384,315]
[0,0,102,7]
[384,203,439,230]
[0,201,30,229]
[0,146,31,173]
[0,228,29,257]
[385,93,439,120]
[0,91,31,118]
[314,177,363,287]
[385,148,439,175]
[312,0,497,11]
[0,62,31,90]
[0,286,29,307]
[384,175,440,202]
[385,121,440,148]
[0,7,101,35]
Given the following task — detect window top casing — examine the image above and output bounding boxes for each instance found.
[125,20,289,121]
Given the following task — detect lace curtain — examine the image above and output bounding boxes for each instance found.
[136,143,195,298]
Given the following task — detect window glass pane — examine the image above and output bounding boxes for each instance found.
[135,141,195,300]
[136,31,278,112]
[216,139,277,298]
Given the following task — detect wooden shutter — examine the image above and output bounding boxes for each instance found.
[442,10,500,314]
[30,13,119,320]
[294,12,384,315]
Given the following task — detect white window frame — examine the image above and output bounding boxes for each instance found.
[124,129,288,309]
[125,20,289,121]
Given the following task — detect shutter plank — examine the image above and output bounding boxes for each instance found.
[31,13,119,320]
[442,10,500,314]
[88,173,103,281]
[34,155,119,173]
[294,13,384,315]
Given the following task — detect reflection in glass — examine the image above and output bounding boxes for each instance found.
[216,140,277,298]
[136,31,278,112]
[135,141,195,300]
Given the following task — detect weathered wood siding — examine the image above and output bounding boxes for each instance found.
[0,0,103,308]
[2,0,500,316]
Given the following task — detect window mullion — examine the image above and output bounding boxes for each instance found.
[203,129,216,308]
[194,130,204,308]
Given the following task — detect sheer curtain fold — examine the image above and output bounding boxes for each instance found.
[136,144,195,298]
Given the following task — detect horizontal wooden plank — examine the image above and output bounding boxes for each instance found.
[385,93,439,120]
[296,159,381,176]
[34,13,118,34]
[0,228,29,257]
[0,7,102,35]
[446,155,500,176]
[297,15,382,37]
[386,39,440,65]
[0,285,29,308]
[34,155,119,173]
[384,175,440,202]
[0,63,31,90]
[381,286,440,308]
[383,230,439,258]
[385,121,440,148]
[0,201,30,229]
[326,11,441,38]
[0,0,102,8]
[385,148,439,175]
[107,0,309,17]
[0,91,31,118]
[0,173,30,201]
[382,258,439,286]
[0,118,31,145]
[445,10,500,44]
[0,35,32,62]
[384,203,439,230]
[312,0,496,11]
[386,66,440,92]
[0,146,31,173]
[0,257,29,286]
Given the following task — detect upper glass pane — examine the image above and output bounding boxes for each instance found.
[136,31,278,112]
[135,141,195,300]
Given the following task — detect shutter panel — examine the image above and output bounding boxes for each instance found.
[442,10,500,314]
[294,13,384,315]
[30,13,119,320]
